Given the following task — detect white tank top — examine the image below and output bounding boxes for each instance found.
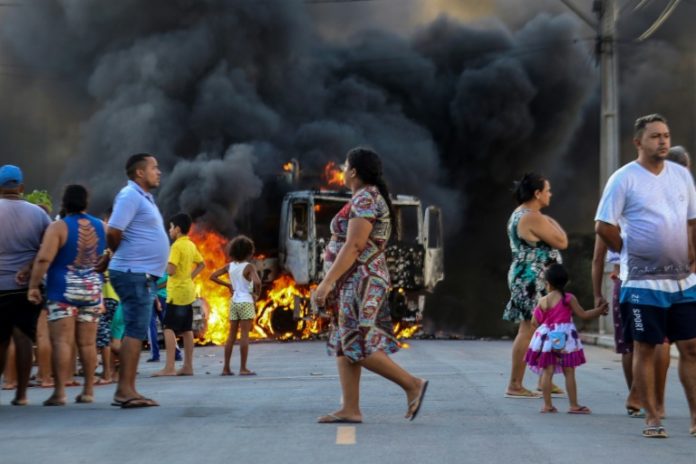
[228,261,254,303]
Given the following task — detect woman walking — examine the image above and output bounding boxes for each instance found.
[313,147,427,423]
[504,173,567,398]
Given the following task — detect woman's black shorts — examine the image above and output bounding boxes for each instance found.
[163,303,193,334]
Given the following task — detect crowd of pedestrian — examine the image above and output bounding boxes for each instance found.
[3,119,696,437]
[505,113,696,439]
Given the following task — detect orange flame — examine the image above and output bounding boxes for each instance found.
[189,227,420,345]
[323,161,344,189]
[189,226,232,345]
[189,226,325,344]
[254,275,324,340]
[394,322,421,349]
[282,162,293,172]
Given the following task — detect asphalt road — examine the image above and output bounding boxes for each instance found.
[0,340,693,464]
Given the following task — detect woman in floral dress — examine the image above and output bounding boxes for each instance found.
[504,173,567,398]
[313,147,428,423]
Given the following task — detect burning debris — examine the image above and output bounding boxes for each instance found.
[322,162,345,190]
[0,1,607,335]
[184,159,440,344]
[386,245,426,289]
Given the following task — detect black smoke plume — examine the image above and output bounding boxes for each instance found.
[11,1,692,335]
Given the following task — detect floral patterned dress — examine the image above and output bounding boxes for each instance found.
[503,208,562,322]
[324,186,400,362]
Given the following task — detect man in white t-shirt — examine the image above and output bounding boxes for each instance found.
[595,114,696,438]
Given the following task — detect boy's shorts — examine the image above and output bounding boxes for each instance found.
[163,303,193,333]
[47,300,102,323]
[111,303,125,340]
[620,301,696,345]
[229,302,256,321]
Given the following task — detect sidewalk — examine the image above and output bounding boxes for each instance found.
[580,332,681,358]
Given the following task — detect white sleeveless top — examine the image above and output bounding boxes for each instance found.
[228,261,254,303]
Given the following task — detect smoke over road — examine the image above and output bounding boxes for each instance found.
[2,0,692,335]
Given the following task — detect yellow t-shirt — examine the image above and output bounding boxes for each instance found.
[102,271,120,302]
[166,236,203,305]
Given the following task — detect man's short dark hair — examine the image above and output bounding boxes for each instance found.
[228,235,255,261]
[62,184,88,214]
[634,114,668,139]
[170,212,193,235]
[126,153,153,180]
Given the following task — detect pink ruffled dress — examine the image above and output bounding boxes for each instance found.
[524,292,586,374]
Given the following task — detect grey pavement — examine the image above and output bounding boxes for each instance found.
[0,340,693,464]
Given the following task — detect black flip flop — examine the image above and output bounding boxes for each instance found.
[408,379,429,421]
[317,414,362,424]
[120,397,159,409]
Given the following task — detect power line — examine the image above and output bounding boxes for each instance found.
[637,0,681,40]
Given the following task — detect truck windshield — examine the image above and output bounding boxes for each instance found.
[314,199,348,240]
[396,204,419,243]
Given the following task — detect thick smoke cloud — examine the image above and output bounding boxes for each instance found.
[1,0,610,335]
[0,0,592,227]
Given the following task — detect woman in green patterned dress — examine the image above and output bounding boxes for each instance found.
[504,173,567,398]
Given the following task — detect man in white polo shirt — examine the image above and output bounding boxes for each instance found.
[596,114,696,438]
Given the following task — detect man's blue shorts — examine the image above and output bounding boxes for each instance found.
[109,270,157,340]
[620,301,696,345]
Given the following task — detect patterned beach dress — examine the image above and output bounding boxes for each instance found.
[524,292,586,374]
[503,209,562,322]
[324,186,400,362]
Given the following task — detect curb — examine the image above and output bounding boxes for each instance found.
[580,332,680,359]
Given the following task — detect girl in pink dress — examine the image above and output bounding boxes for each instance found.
[525,263,608,414]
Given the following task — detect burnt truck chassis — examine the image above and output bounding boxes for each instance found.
[253,190,444,331]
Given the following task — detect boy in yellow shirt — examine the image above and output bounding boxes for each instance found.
[153,213,204,376]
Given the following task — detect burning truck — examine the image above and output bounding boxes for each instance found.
[189,161,444,344]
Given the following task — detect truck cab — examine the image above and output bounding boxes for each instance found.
[277,190,444,321]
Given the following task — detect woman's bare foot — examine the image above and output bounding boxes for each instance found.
[151,369,177,377]
[239,369,256,376]
[540,405,558,413]
[176,368,193,376]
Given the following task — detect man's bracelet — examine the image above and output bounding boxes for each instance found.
[103,248,113,258]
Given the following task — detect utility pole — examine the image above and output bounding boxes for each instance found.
[561,0,620,192]
[595,0,620,193]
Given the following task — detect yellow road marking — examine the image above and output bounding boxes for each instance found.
[336,426,356,445]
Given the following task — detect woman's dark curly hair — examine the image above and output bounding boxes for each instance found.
[346,147,396,237]
[512,172,546,205]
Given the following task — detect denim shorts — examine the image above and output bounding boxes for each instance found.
[109,270,157,340]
